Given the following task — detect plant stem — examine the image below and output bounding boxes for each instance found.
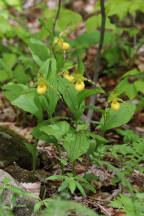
[32,139,38,172]
[72,161,76,176]
[86,0,106,127]
[52,0,62,35]
[55,142,64,174]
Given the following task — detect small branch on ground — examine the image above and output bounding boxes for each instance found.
[52,0,62,35]
[86,0,106,127]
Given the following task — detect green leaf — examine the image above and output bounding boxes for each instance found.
[103,102,136,131]
[76,124,89,132]
[46,175,66,181]
[39,59,50,79]
[49,57,57,79]
[75,182,86,197]
[58,180,70,192]
[0,0,21,10]
[29,38,50,66]
[69,180,76,194]
[122,68,139,78]
[70,32,114,50]
[86,15,115,33]
[0,15,11,36]
[32,123,57,143]
[13,64,28,83]
[23,142,34,155]
[12,93,42,120]
[63,132,90,162]
[87,132,108,143]
[124,83,137,100]
[0,70,9,82]
[82,183,96,193]
[77,89,104,106]
[134,80,144,94]
[57,77,84,119]
[74,176,88,184]
[56,9,82,31]
[78,55,84,75]
[2,53,17,69]
[3,178,11,185]
[2,82,28,101]
[34,202,42,213]
[2,83,42,120]
[40,121,70,141]
[7,185,39,200]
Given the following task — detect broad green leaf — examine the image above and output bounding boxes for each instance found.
[105,0,131,20]
[2,53,17,69]
[115,74,137,99]
[32,122,57,143]
[76,124,89,132]
[29,39,50,66]
[2,82,28,101]
[86,15,115,33]
[0,70,9,82]
[40,85,59,116]
[0,58,12,78]
[57,77,84,119]
[77,89,104,106]
[12,93,42,120]
[13,64,28,83]
[115,78,131,96]
[134,80,144,94]
[0,15,11,36]
[40,121,70,141]
[3,83,42,120]
[70,32,114,50]
[39,59,50,79]
[63,132,90,162]
[0,0,21,10]
[103,102,136,131]
[56,9,82,31]
[124,83,137,100]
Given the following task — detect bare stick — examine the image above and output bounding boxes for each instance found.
[52,0,62,35]
[86,0,106,126]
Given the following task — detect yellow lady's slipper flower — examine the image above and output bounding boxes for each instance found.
[75,79,85,92]
[111,100,120,111]
[63,72,74,83]
[37,82,47,95]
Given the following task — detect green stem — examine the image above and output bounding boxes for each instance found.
[32,139,38,172]
[55,142,64,174]
[72,161,76,176]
